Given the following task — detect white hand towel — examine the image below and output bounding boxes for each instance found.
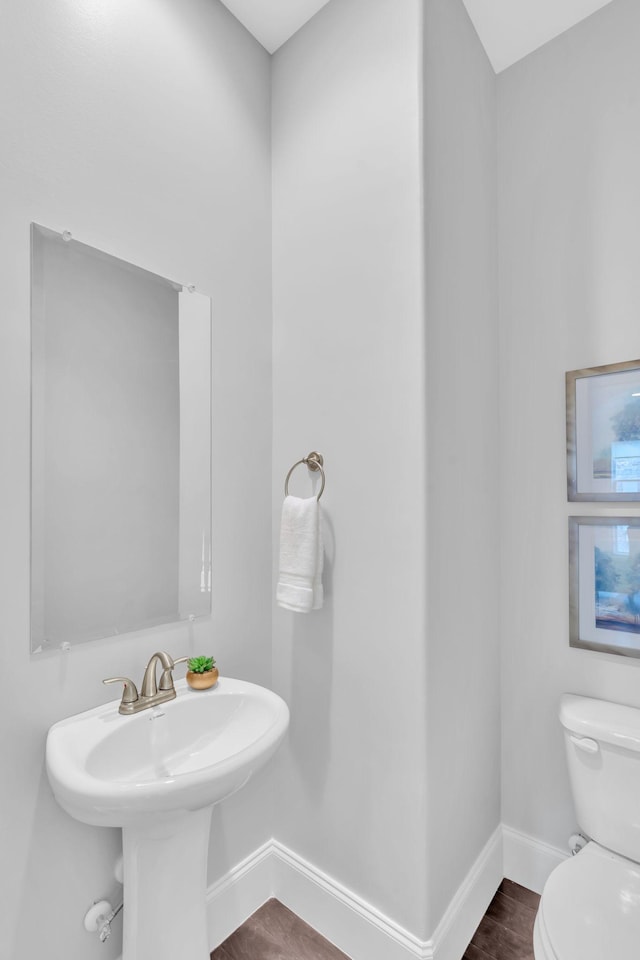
[312,505,324,610]
[277,495,324,613]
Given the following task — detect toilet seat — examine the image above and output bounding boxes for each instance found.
[535,842,640,960]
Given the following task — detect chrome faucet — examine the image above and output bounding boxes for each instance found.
[103,651,189,715]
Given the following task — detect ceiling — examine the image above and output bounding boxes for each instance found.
[219,0,615,71]
[461,0,614,72]
[219,0,332,54]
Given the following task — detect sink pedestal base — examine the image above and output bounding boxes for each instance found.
[122,807,212,960]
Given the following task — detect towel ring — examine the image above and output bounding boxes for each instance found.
[284,452,325,501]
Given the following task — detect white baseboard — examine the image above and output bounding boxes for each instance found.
[206,840,274,947]
[272,840,430,960]
[429,827,503,960]
[502,825,569,895]
[207,827,503,960]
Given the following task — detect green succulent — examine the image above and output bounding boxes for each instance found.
[187,655,217,674]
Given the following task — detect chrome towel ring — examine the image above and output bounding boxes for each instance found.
[284,452,325,501]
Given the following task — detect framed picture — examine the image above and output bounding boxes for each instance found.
[569,516,640,658]
[567,358,640,500]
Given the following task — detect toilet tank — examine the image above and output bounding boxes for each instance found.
[560,694,640,862]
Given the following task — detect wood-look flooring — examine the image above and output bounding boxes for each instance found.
[210,899,350,960]
[210,879,540,960]
[464,879,540,960]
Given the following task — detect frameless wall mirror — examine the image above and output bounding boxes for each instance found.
[30,224,212,654]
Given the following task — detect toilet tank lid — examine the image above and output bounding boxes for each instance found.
[560,694,640,753]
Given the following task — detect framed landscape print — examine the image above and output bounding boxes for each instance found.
[569,516,640,658]
[567,359,640,500]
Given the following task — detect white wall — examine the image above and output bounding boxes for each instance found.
[498,0,640,857]
[0,1,272,957]
[272,0,430,938]
[423,0,500,931]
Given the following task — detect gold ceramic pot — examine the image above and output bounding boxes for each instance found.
[186,667,219,690]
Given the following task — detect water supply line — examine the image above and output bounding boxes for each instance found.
[569,832,588,856]
[84,899,123,942]
[83,853,124,943]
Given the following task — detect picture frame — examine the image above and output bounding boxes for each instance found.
[569,516,640,659]
[567,358,640,501]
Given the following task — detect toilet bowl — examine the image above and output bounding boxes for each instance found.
[534,695,640,960]
[533,842,640,959]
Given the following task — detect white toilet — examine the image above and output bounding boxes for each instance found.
[534,694,640,959]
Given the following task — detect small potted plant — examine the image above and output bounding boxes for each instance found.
[185,655,219,690]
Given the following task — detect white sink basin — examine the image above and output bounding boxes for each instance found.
[46,676,289,960]
[47,677,289,828]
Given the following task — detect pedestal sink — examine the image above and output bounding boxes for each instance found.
[46,677,289,960]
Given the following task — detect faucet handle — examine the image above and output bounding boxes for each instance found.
[158,656,189,691]
[103,677,139,704]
